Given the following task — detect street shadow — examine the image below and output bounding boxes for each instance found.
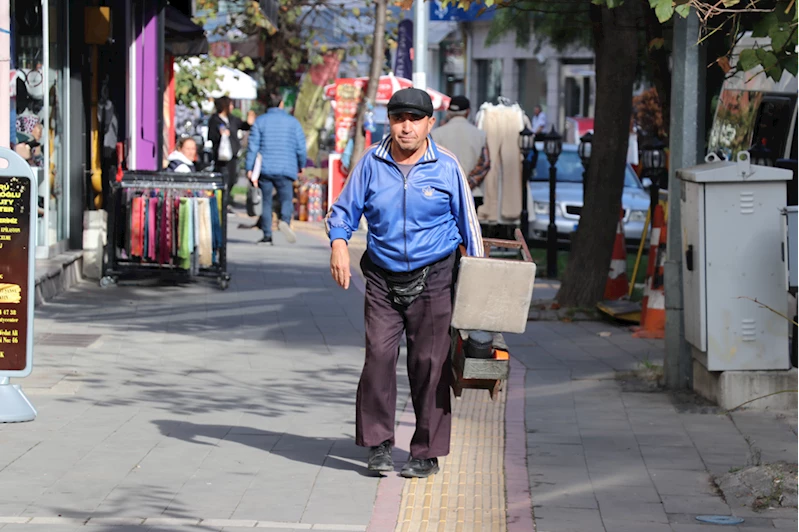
[152,419,381,478]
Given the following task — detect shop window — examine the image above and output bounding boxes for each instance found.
[10,0,67,252]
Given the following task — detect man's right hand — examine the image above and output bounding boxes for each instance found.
[330,239,351,289]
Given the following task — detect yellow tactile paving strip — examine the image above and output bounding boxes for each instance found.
[395,388,507,532]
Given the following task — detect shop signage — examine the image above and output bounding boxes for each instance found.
[0,149,36,378]
[429,0,495,21]
[333,81,362,153]
[395,20,413,80]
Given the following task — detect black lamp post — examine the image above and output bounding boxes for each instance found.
[518,126,535,242]
[749,142,775,167]
[539,126,562,279]
[641,137,667,213]
[578,132,592,200]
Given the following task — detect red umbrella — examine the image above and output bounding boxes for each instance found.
[324,74,451,111]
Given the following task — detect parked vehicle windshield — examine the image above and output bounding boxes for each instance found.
[531,150,641,188]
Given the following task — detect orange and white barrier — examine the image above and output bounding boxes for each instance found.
[604,208,629,301]
[634,204,666,338]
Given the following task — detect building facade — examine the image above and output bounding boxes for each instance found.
[463,21,595,134]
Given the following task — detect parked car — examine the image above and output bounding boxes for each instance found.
[527,143,650,247]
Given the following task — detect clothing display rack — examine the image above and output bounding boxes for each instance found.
[102,170,231,290]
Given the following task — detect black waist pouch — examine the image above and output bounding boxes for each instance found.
[384,266,430,306]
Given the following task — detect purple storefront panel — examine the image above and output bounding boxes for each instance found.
[135,1,158,170]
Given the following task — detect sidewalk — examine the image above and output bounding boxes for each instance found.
[0,213,795,532]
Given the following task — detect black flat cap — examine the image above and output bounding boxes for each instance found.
[448,95,470,112]
[387,88,434,117]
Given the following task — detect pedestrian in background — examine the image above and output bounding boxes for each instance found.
[246,91,306,245]
[432,95,490,210]
[166,137,197,173]
[208,96,255,209]
[532,104,547,134]
[327,88,484,478]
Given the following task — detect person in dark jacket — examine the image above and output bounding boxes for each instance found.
[245,91,307,245]
[208,96,255,204]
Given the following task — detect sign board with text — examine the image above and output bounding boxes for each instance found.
[0,149,36,378]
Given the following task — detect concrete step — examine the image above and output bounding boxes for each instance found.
[34,250,83,306]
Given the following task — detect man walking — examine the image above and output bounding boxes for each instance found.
[327,88,483,478]
[246,92,306,245]
[431,96,490,210]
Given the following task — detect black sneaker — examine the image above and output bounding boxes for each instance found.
[400,457,439,478]
[257,236,273,245]
[367,440,394,472]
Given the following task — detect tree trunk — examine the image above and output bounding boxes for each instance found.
[556,0,640,307]
[352,0,388,166]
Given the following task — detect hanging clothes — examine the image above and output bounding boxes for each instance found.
[209,193,222,259]
[131,196,145,257]
[197,198,213,267]
[475,101,531,224]
[178,198,192,270]
[148,196,158,261]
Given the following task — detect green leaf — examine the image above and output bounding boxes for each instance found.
[761,50,779,69]
[650,0,675,22]
[737,48,759,71]
[770,27,791,51]
[352,7,360,16]
[721,0,741,7]
[674,4,690,17]
[785,57,798,77]
[751,12,776,38]
[766,64,783,82]
[649,37,665,50]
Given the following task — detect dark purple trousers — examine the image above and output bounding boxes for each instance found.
[356,251,456,459]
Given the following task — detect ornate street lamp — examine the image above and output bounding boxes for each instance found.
[578,132,593,168]
[641,136,667,211]
[578,132,592,198]
[518,126,535,242]
[539,126,562,279]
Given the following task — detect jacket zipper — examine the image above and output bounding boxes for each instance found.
[403,171,410,271]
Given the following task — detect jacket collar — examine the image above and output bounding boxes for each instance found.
[167,150,194,166]
[267,107,286,115]
[373,135,439,165]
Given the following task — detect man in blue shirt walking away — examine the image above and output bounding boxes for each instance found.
[246,92,307,245]
[326,88,484,478]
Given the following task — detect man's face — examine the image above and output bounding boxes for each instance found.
[180,139,197,161]
[389,112,435,153]
[534,106,541,116]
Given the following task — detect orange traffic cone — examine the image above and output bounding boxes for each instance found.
[634,204,666,338]
[603,208,629,300]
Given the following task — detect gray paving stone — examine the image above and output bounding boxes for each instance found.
[649,469,717,497]
[772,518,799,530]
[639,445,706,471]
[660,495,730,515]
[602,519,673,532]
[534,507,605,532]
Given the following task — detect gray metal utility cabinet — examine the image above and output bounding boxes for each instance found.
[677,153,792,371]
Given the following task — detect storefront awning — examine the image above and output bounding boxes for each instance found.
[165,5,209,56]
